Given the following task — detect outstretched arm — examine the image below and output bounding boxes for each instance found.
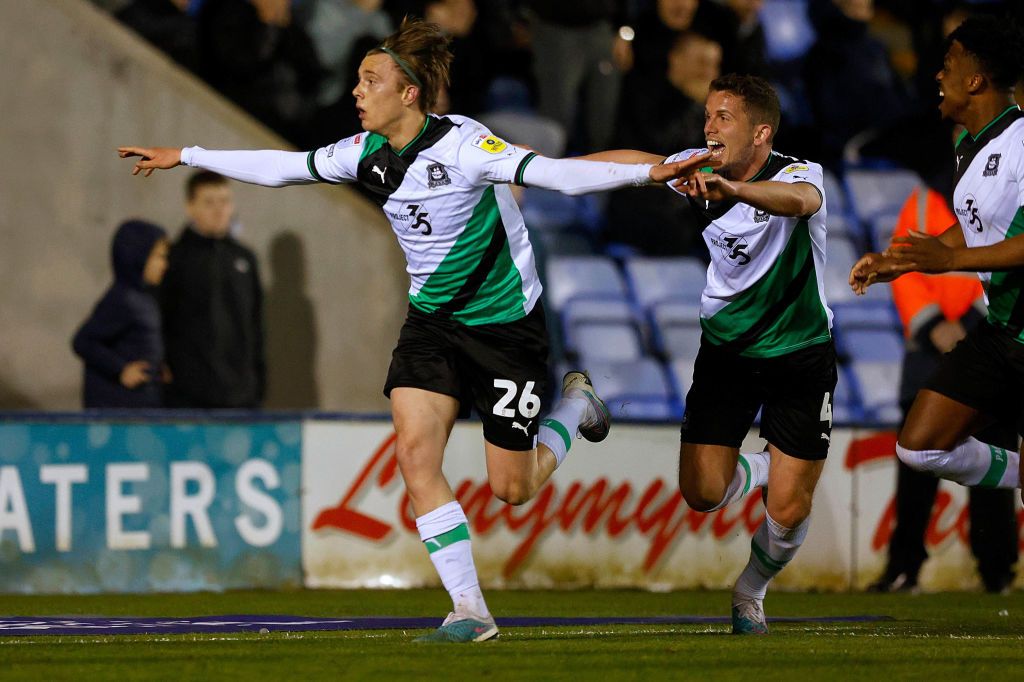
[849,224,966,295]
[118,146,316,187]
[573,150,668,165]
[677,173,821,217]
[518,151,710,196]
[888,221,1024,273]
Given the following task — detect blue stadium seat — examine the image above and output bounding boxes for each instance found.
[823,168,847,215]
[484,76,533,112]
[844,169,921,224]
[839,328,904,363]
[660,324,703,360]
[831,300,900,332]
[849,360,901,423]
[668,358,696,402]
[520,188,581,232]
[651,300,701,329]
[823,235,860,304]
[478,111,567,158]
[760,0,816,62]
[832,370,862,424]
[574,358,678,421]
[569,320,644,362]
[623,256,707,311]
[545,255,628,310]
[870,209,903,252]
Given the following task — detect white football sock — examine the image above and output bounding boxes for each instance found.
[733,513,809,604]
[416,501,490,617]
[538,397,588,467]
[896,438,1019,488]
[706,450,770,511]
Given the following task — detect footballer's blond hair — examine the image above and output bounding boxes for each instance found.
[369,18,453,113]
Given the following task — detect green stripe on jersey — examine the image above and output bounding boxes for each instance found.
[359,133,388,161]
[411,186,526,325]
[423,524,470,554]
[701,220,830,357]
[985,206,1024,340]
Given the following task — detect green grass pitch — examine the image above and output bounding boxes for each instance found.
[0,589,1022,680]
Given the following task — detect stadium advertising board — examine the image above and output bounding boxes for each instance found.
[0,422,302,592]
[303,421,1022,591]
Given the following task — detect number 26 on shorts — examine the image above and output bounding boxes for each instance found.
[492,379,541,419]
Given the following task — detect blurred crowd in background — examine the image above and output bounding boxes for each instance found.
[80,0,1024,421]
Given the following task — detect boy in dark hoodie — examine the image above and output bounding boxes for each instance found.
[72,220,169,408]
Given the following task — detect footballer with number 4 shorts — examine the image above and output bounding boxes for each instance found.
[850,17,1024,506]
[584,74,836,634]
[118,18,710,644]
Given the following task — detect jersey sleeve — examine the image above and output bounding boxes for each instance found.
[456,127,539,186]
[306,132,367,184]
[776,161,824,189]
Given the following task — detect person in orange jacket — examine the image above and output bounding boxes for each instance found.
[870,182,1018,593]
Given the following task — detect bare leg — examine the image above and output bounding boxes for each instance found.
[485,441,558,506]
[897,391,1018,488]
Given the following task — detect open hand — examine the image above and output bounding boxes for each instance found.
[849,252,908,295]
[650,151,712,184]
[673,171,737,202]
[117,146,182,177]
[887,230,955,274]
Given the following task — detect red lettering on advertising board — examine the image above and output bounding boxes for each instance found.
[846,431,1024,551]
[313,431,1024,576]
[313,432,767,576]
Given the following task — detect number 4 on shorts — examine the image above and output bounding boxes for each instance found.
[820,392,832,428]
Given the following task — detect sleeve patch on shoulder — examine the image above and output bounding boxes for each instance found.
[784,164,810,174]
[472,134,508,154]
[335,134,363,153]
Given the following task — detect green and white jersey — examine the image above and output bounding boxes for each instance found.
[951,106,1024,340]
[665,149,832,358]
[307,114,542,325]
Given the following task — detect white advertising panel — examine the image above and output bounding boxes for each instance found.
[302,421,1020,590]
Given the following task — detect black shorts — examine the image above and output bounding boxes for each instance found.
[680,338,838,460]
[925,320,1024,435]
[384,303,550,451]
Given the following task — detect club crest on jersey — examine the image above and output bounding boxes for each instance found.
[426,163,451,188]
[753,208,770,223]
[472,134,507,154]
[983,153,1001,177]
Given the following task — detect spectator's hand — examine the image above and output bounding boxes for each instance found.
[118,147,182,177]
[929,319,967,354]
[120,361,152,389]
[674,171,738,201]
[849,252,906,295]
[888,230,955,274]
[650,152,711,184]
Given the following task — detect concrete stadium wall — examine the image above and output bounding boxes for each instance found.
[0,0,408,411]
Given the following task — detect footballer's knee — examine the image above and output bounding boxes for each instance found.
[490,477,533,506]
[678,475,726,512]
[895,442,943,473]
